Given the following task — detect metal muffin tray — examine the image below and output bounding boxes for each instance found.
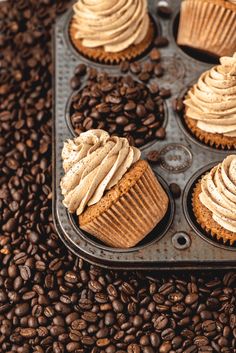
[53,0,236,269]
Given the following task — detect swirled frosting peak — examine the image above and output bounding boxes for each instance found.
[61,130,141,215]
[184,53,236,137]
[72,0,149,52]
[199,155,236,233]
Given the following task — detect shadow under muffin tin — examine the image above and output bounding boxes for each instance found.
[53,0,236,270]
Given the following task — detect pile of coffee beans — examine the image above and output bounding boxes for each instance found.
[1,1,236,353]
[70,73,166,147]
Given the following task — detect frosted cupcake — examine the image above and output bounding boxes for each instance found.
[177,0,236,58]
[183,53,236,149]
[60,130,169,248]
[192,155,236,245]
[69,0,155,64]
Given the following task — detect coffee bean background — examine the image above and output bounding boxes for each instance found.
[0,1,236,353]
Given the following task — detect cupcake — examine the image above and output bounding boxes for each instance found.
[183,53,236,149]
[69,0,155,64]
[177,0,236,58]
[60,129,169,248]
[192,155,236,245]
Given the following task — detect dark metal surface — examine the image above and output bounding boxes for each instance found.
[53,0,236,269]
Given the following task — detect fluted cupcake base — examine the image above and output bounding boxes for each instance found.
[177,0,236,58]
[79,160,169,248]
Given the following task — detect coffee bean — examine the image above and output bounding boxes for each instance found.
[120,61,130,73]
[150,48,161,61]
[160,88,171,98]
[15,303,30,317]
[70,76,80,90]
[173,98,184,113]
[74,63,87,76]
[139,72,150,82]
[19,266,31,281]
[154,315,168,330]
[149,332,160,348]
[112,300,124,313]
[146,150,160,164]
[185,293,199,305]
[132,315,143,328]
[161,328,175,341]
[155,127,166,139]
[154,36,169,47]
[115,116,129,126]
[130,62,141,74]
[157,5,172,18]
[154,64,164,77]
[169,183,181,199]
[127,343,141,353]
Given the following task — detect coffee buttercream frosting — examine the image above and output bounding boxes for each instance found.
[199,155,236,233]
[61,130,141,215]
[184,53,236,137]
[72,0,149,52]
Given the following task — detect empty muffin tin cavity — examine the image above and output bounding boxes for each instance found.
[183,163,236,251]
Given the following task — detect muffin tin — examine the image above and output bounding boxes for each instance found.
[53,0,236,269]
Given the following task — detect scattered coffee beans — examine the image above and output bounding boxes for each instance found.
[0,2,236,353]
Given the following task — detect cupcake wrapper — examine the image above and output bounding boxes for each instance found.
[177,0,236,57]
[184,113,236,150]
[192,178,236,246]
[69,17,155,64]
[80,164,168,248]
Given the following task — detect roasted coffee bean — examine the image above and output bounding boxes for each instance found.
[169,183,181,199]
[157,5,173,18]
[146,150,160,164]
[150,48,161,61]
[154,64,164,77]
[120,61,130,73]
[74,63,87,76]
[155,127,166,139]
[154,36,169,47]
[130,62,141,74]
[173,98,184,113]
[70,76,81,90]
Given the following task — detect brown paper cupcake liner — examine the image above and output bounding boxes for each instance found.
[192,178,236,246]
[69,16,155,64]
[184,113,236,150]
[79,160,169,248]
[177,0,236,57]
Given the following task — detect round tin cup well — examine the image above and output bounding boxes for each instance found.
[67,174,175,253]
[65,10,160,66]
[66,83,169,152]
[183,163,236,251]
[175,85,236,154]
[171,11,219,65]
